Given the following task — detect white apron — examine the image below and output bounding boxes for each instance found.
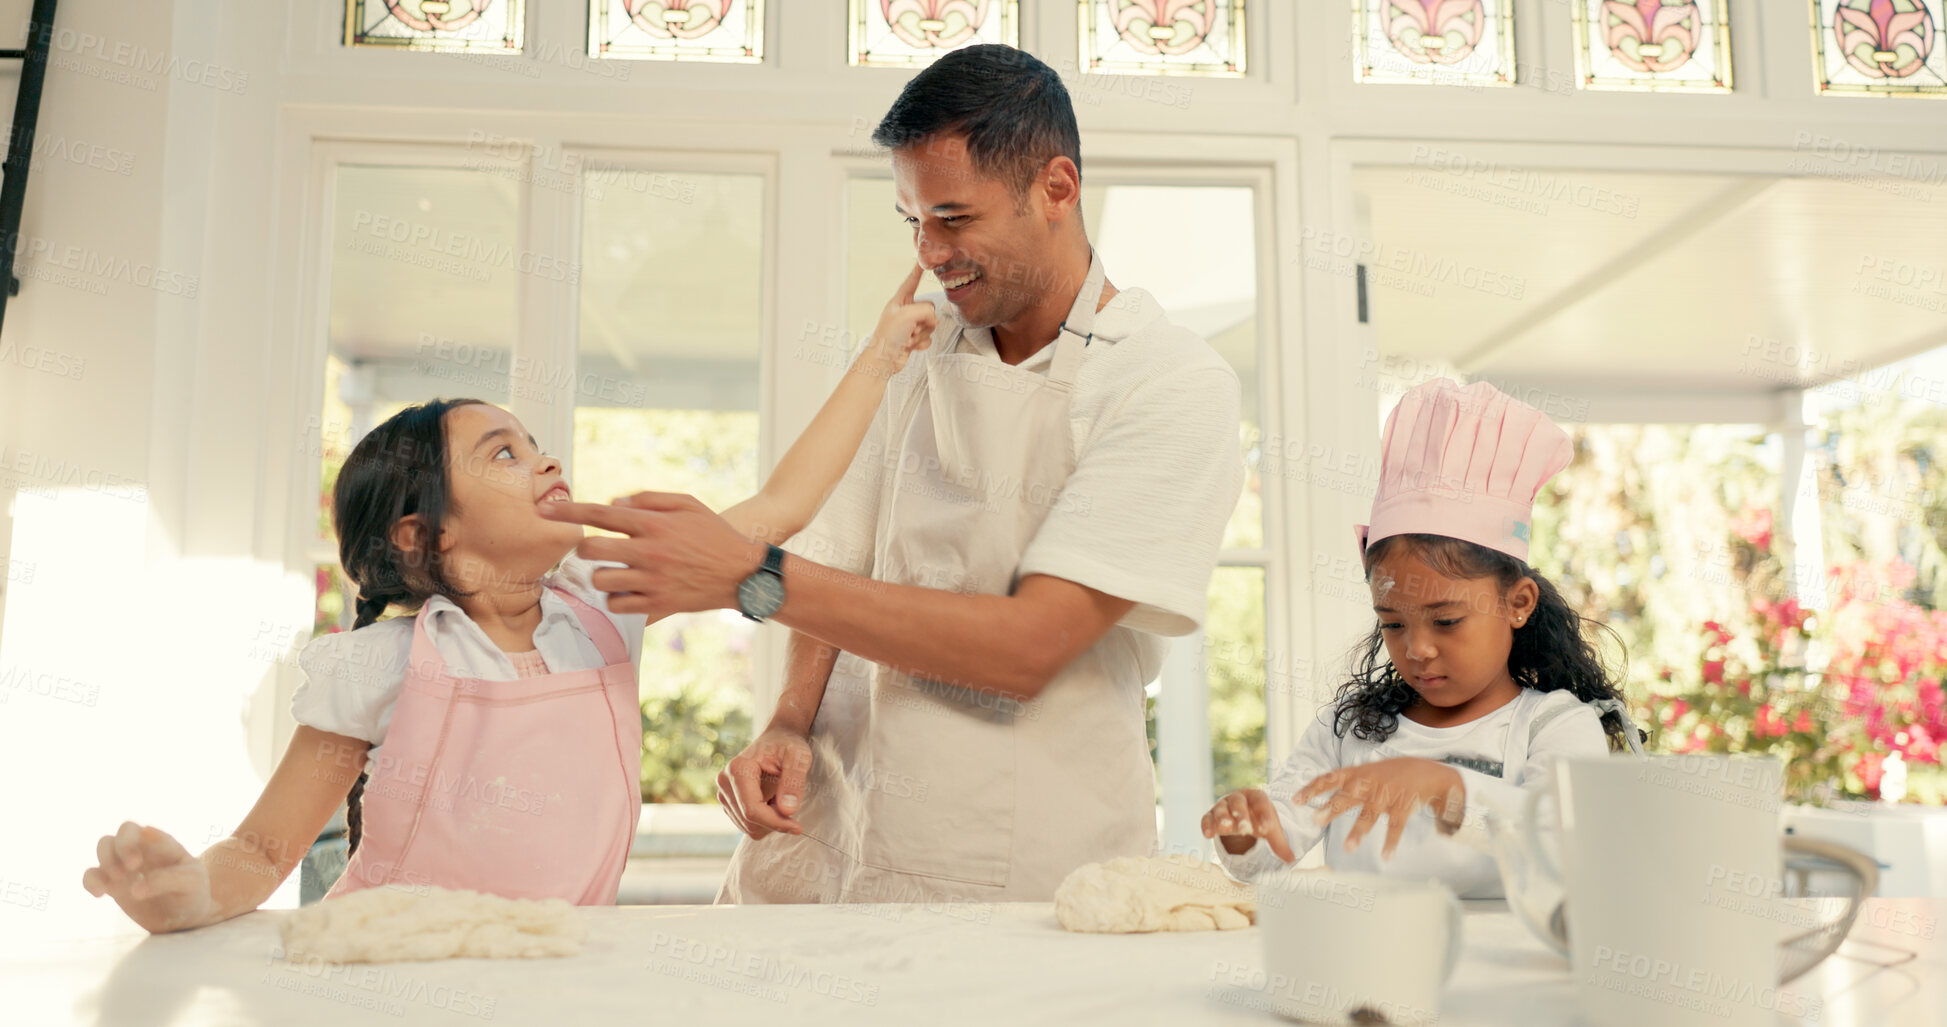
[720,253,1159,904]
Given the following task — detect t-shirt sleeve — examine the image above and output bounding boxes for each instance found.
[780,369,912,578]
[290,621,413,745]
[1446,695,1610,852]
[550,554,647,668]
[1217,710,1341,882]
[1017,363,1243,637]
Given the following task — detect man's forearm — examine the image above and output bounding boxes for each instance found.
[770,629,841,735]
[771,555,1051,702]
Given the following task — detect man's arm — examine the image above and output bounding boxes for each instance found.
[768,559,1132,702]
[716,629,844,838]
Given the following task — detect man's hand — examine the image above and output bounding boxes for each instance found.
[1295,757,1466,860]
[1202,788,1297,862]
[854,263,938,380]
[81,822,219,934]
[716,725,815,840]
[540,492,765,620]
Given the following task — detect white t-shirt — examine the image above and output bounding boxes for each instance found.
[290,556,647,776]
[785,285,1244,644]
[1217,687,1610,898]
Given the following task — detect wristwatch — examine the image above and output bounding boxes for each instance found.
[736,544,787,623]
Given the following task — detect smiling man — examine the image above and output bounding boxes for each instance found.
[543,44,1243,904]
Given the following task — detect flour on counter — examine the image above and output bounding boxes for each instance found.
[1054,854,1256,933]
[280,886,586,963]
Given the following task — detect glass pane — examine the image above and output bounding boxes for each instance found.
[1573,0,1733,93]
[1812,0,1947,97]
[312,164,520,627]
[1080,0,1248,76]
[851,0,1019,68]
[1084,182,1262,549]
[575,170,763,804]
[1205,566,1266,798]
[591,0,764,63]
[1356,0,1517,86]
[346,0,524,51]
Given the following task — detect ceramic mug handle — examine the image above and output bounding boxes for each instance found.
[1776,835,1879,984]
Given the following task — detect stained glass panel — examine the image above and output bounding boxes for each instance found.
[591,1,764,63]
[1574,0,1733,93]
[344,0,523,52]
[1080,1,1247,77]
[851,1,1018,69]
[1811,0,1947,98]
[1354,0,1516,87]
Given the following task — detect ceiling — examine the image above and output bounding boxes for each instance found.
[1352,167,1947,392]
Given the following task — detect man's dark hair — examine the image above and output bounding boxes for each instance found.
[871,44,1081,197]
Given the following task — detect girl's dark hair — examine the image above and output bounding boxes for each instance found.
[1332,533,1642,753]
[334,397,485,855]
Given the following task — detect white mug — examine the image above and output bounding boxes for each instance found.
[1494,755,1874,1027]
[1254,870,1463,1026]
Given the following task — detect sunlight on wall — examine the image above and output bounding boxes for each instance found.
[0,488,303,946]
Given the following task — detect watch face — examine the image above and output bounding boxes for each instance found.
[738,572,785,619]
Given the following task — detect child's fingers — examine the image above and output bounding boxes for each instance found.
[81,866,109,898]
[96,835,130,885]
[1245,792,1296,863]
[892,262,925,307]
[1342,802,1385,852]
[115,822,146,870]
[137,825,193,868]
[1311,787,1365,828]
[1381,805,1413,859]
[127,862,205,903]
[1294,770,1342,805]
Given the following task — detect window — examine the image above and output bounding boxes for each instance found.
[574,167,767,803]
[1079,0,1248,76]
[1811,0,1947,97]
[590,0,764,63]
[1355,0,1517,86]
[345,0,524,51]
[311,163,521,637]
[1573,0,1733,93]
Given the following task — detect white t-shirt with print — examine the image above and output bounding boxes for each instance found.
[290,556,647,776]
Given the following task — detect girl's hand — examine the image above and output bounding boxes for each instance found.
[81,822,219,934]
[1295,758,1466,860]
[855,263,938,379]
[1200,788,1297,863]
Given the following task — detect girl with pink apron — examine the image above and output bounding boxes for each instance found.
[328,586,641,904]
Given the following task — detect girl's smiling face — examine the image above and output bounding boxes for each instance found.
[1368,544,1539,723]
[431,404,582,587]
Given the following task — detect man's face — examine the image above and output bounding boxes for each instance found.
[891,134,1052,330]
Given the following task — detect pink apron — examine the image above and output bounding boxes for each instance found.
[327,586,641,905]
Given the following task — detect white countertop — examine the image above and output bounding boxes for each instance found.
[7,898,1941,1026]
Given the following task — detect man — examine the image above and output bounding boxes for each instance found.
[543,44,1242,903]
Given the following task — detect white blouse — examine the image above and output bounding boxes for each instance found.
[1216,687,1611,898]
[290,556,647,776]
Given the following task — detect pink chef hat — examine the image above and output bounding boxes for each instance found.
[1354,378,1574,564]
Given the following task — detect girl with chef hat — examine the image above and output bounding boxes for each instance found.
[1204,378,1645,898]
[79,273,938,933]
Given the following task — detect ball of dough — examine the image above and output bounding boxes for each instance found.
[279,885,587,963]
[1055,854,1256,933]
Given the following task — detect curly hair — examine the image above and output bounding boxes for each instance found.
[1331,533,1642,752]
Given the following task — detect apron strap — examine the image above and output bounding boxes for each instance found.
[549,585,632,668]
[406,606,453,695]
[1047,249,1109,391]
